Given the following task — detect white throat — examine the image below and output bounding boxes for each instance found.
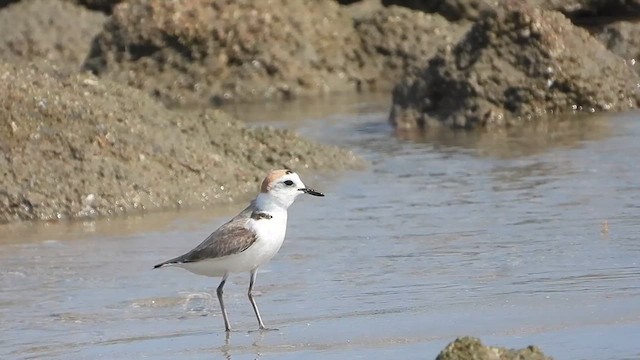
[254,192,294,213]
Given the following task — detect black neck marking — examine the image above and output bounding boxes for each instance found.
[251,211,273,220]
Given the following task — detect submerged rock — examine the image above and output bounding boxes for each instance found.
[0,61,363,224]
[0,0,107,70]
[436,337,553,360]
[389,2,640,130]
[83,0,368,107]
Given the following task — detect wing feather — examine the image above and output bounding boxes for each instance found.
[154,204,257,267]
[184,224,257,262]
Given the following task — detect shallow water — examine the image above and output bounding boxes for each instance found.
[2,96,640,359]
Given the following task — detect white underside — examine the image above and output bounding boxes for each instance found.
[173,241,282,277]
[169,210,287,277]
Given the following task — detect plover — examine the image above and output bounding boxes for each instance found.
[154,169,324,331]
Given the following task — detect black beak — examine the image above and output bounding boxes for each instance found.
[299,188,324,197]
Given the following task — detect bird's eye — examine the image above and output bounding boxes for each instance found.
[283,180,294,186]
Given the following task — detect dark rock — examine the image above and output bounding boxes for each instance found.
[355,5,469,85]
[0,61,363,224]
[532,0,640,18]
[71,0,125,13]
[389,2,640,130]
[381,0,440,13]
[436,337,553,360]
[0,0,107,70]
[83,0,368,107]
[0,0,19,8]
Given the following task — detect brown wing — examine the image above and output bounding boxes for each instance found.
[184,224,257,262]
[154,205,257,267]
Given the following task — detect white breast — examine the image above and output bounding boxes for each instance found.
[247,210,288,265]
[176,210,289,277]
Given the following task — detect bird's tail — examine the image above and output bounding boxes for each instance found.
[154,250,192,269]
[153,258,182,269]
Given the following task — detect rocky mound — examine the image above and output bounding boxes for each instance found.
[0,61,363,224]
[355,5,469,83]
[436,337,552,360]
[83,0,369,107]
[0,0,107,70]
[389,2,640,130]
[596,21,640,74]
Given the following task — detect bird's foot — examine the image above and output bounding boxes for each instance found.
[249,326,279,333]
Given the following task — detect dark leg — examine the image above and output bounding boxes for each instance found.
[248,269,268,330]
[217,273,231,332]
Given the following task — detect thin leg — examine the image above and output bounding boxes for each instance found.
[248,269,268,330]
[217,273,231,332]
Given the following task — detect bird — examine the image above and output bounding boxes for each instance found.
[154,169,324,332]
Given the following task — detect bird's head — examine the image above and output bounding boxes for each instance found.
[258,169,324,209]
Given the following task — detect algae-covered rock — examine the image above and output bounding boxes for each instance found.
[436,337,553,360]
[0,61,363,224]
[83,0,368,107]
[389,2,640,130]
[0,0,107,70]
